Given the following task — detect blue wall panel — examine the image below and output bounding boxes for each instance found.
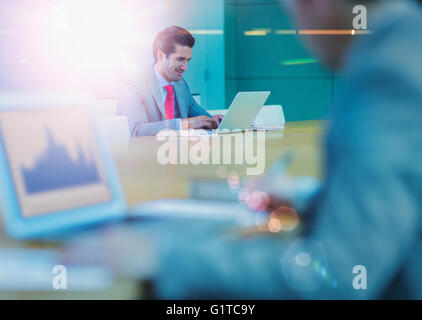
[225,0,333,120]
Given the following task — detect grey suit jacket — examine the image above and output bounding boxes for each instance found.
[117,67,211,136]
[151,0,422,299]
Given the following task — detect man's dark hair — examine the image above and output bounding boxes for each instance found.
[153,26,195,62]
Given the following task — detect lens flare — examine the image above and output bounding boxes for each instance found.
[270,206,299,231]
[246,190,270,211]
[295,252,311,266]
[40,0,165,92]
[268,217,281,233]
[227,171,240,190]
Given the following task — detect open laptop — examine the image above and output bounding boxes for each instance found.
[0,93,255,240]
[207,91,271,133]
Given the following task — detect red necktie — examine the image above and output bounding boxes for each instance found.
[164,84,175,120]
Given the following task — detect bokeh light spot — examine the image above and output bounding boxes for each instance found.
[271,206,299,231]
[227,171,240,191]
[268,217,281,233]
[247,190,270,211]
[295,252,311,266]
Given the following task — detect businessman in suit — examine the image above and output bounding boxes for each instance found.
[117,26,224,136]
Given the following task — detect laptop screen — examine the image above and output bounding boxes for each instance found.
[0,107,112,217]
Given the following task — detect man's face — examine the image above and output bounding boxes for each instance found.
[157,44,192,82]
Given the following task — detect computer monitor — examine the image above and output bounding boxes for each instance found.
[0,94,126,239]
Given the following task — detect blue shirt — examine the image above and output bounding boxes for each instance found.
[153,66,174,107]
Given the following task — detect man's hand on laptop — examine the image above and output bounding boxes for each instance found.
[212,114,224,126]
[181,116,218,130]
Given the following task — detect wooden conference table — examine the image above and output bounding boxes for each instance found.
[0,120,325,299]
[117,120,324,206]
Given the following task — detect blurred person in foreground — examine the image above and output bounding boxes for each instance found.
[66,0,422,299]
[146,0,422,299]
